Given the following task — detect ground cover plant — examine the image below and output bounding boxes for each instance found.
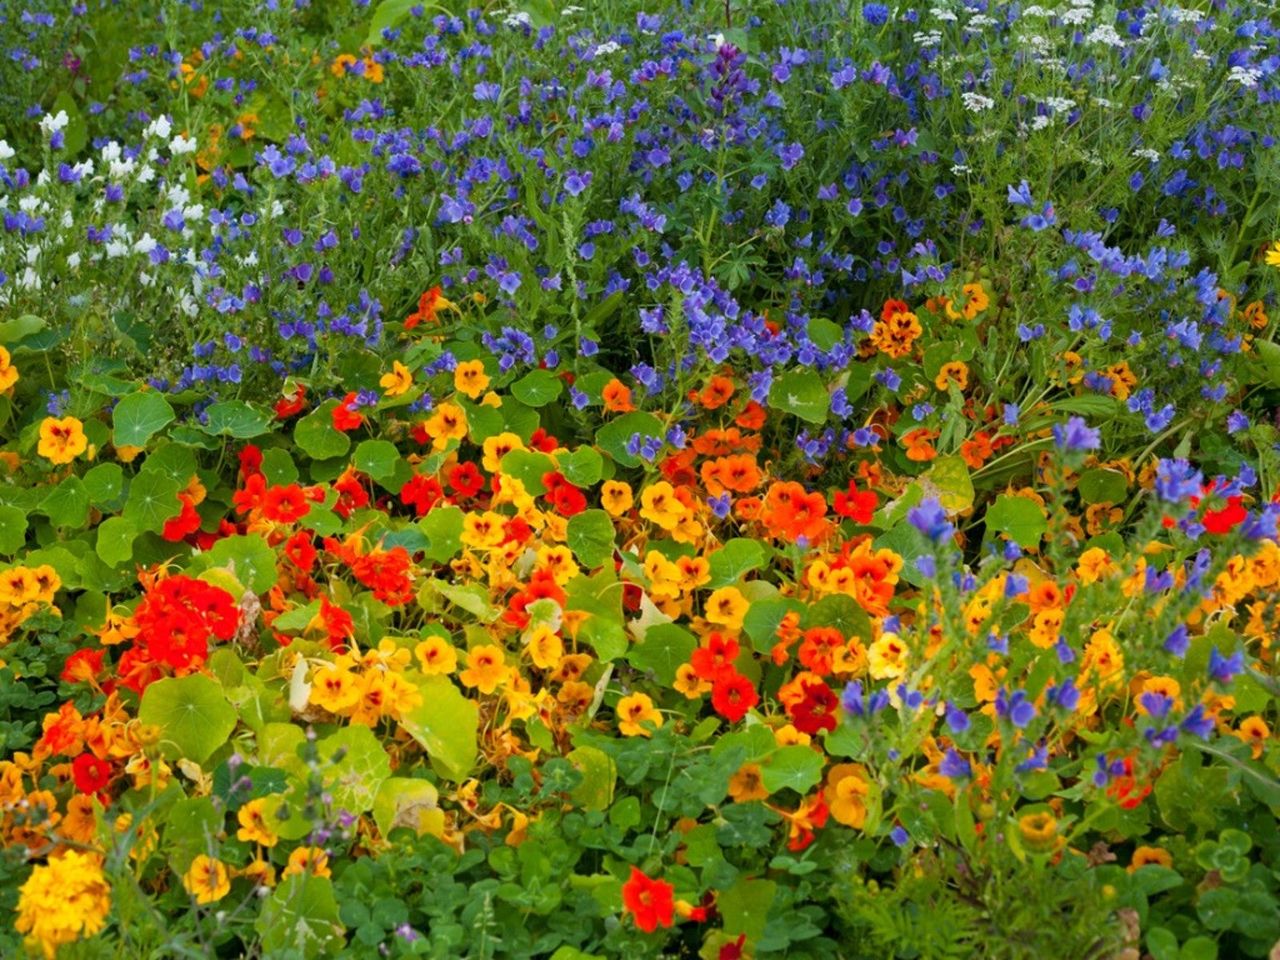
[1,0,1279,957]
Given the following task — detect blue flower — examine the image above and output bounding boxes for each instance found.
[1208,647,1244,685]
[1052,416,1100,451]
[939,749,971,779]
[907,497,953,542]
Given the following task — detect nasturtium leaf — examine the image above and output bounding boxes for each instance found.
[761,745,824,795]
[718,877,777,943]
[566,509,615,568]
[557,446,604,487]
[986,494,1047,549]
[769,370,830,424]
[707,538,767,587]
[205,533,278,595]
[95,516,136,567]
[806,317,844,351]
[0,504,28,555]
[627,622,697,684]
[353,439,400,481]
[122,469,182,532]
[1078,468,1128,505]
[921,454,974,513]
[165,797,221,871]
[419,505,464,563]
[255,875,345,960]
[372,778,446,839]
[743,596,807,653]
[316,725,391,813]
[401,674,478,781]
[138,674,237,764]
[82,462,124,507]
[594,412,665,468]
[202,400,273,439]
[564,569,628,661]
[294,402,350,460]
[501,449,556,496]
[0,313,45,344]
[113,391,175,448]
[804,593,872,640]
[511,368,563,407]
[1255,339,1280,388]
[566,746,616,812]
[139,442,196,486]
[260,448,299,485]
[39,476,90,528]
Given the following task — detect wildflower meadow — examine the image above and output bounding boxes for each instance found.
[2,0,1280,957]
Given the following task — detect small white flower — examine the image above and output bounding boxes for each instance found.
[1086,25,1126,47]
[39,110,69,135]
[0,140,14,161]
[1132,147,1160,162]
[169,133,198,155]
[961,91,995,112]
[593,41,621,57]
[67,252,81,270]
[145,115,172,140]
[1227,66,1261,88]
[502,11,531,28]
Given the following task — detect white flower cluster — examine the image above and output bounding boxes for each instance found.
[962,92,996,112]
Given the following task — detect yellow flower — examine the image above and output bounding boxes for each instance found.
[461,510,506,549]
[331,53,358,77]
[1266,240,1280,269]
[600,480,634,517]
[459,644,510,694]
[310,663,360,714]
[39,416,88,465]
[362,57,384,83]
[283,846,331,879]
[639,481,685,530]
[526,625,564,670]
[1237,715,1271,759]
[705,587,748,631]
[454,359,491,399]
[183,854,231,904]
[868,633,909,680]
[236,797,279,847]
[616,692,663,737]
[1017,811,1062,854]
[482,431,524,473]
[415,635,458,675]
[16,850,111,958]
[825,763,871,828]
[422,402,468,451]
[0,345,19,392]
[380,360,414,397]
[673,663,711,698]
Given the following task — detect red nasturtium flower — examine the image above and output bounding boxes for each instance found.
[621,867,675,933]
[833,480,878,523]
[332,392,364,432]
[404,285,452,329]
[789,679,839,735]
[711,672,758,723]
[71,753,112,795]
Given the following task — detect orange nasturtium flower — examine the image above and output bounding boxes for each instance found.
[459,644,510,694]
[454,359,490,399]
[0,346,19,392]
[39,416,89,465]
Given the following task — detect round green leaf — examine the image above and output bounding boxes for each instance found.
[138,674,237,764]
[113,391,175,448]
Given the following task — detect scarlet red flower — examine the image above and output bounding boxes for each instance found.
[71,752,112,795]
[448,461,485,499]
[833,480,878,523]
[317,596,353,652]
[550,483,587,517]
[529,428,559,453]
[274,384,306,419]
[711,671,758,723]
[1202,495,1246,534]
[61,648,105,684]
[332,392,364,432]
[719,934,748,960]
[789,679,839,735]
[690,632,740,683]
[240,444,263,479]
[401,473,444,517]
[333,468,370,518]
[233,472,267,515]
[162,493,202,542]
[621,867,675,934]
[262,483,310,523]
[284,531,317,571]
